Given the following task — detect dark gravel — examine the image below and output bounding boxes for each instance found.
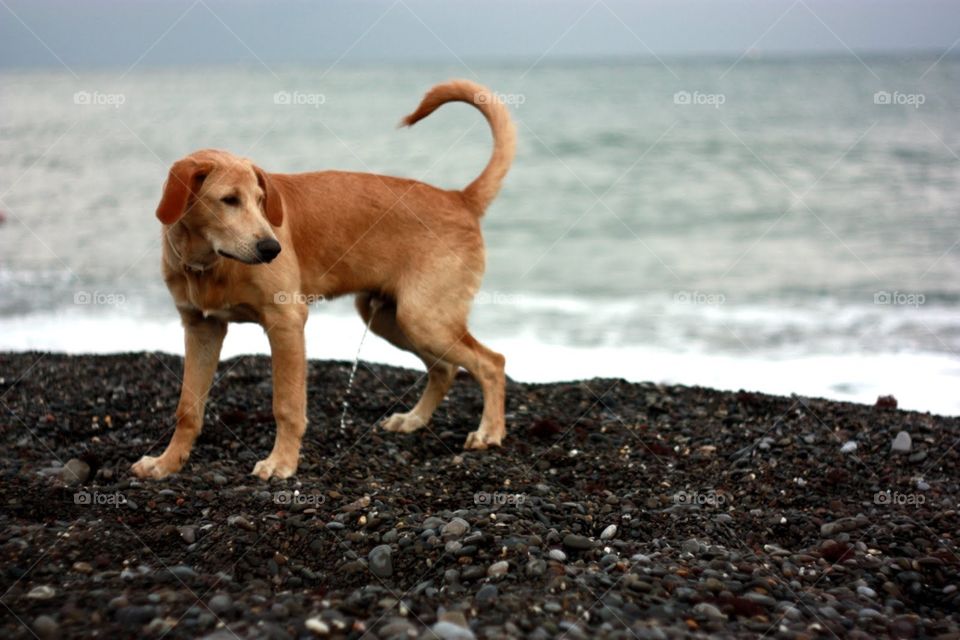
[1,351,958,639]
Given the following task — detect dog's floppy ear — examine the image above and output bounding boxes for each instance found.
[255,165,283,227]
[156,158,212,225]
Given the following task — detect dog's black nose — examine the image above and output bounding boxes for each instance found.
[256,238,281,263]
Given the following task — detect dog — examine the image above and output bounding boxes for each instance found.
[131,80,515,480]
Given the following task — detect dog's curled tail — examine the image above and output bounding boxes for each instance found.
[401,79,516,215]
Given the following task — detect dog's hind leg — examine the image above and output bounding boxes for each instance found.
[393,300,506,450]
[355,293,457,433]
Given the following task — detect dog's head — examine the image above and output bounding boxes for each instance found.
[156,149,284,265]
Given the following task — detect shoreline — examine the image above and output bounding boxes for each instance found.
[1,352,958,638]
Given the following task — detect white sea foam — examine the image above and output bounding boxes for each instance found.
[2,303,957,417]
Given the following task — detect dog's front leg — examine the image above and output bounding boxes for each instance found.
[252,306,308,480]
[132,313,227,479]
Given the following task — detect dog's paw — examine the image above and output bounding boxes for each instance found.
[464,429,503,450]
[252,456,297,480]
[381,411,427,434]
[131,455,178,479]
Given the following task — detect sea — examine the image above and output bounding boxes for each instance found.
[2,55,958,415]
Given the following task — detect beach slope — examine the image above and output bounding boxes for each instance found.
[0,352,957,638]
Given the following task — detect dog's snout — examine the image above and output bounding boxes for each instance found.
[256,238,281,263]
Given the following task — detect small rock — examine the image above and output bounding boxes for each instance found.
[441,517,470,538]
[891,431,912,454]
[27,585,56,600]
[305,616,329,635]
[33,615,59,639]
[341,496,370,512]
[525,558,546,577]
[115,605,156,626]
[681,538,701,554]
[693,602,726,621]
[487,560,509,578]
[178,526,198,544]
[208,594,232,614]
[548,549,567,562]
[443,568,460,585]
[876,395,898,409]
[71,561,93,574]
[368,544,393,578]
[439,611,469,627]
[600,524,617,540]
[227,515,255,531]
[562,534,594,550]
[840,441,858,453]
[742,592,777,607]
[61,458,90,485]
[145,618,173,635]
[476,583,498,604]
[821,516,868,537]
[857,585,878,599]
[429,621,476,640]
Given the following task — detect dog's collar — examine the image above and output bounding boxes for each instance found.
[164,229,216,274]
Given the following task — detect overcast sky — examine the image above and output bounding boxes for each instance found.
[2,0,959,69]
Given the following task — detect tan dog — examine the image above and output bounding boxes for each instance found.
[131,80,515,480]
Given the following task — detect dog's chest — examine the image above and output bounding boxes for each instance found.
[180,274,260,323]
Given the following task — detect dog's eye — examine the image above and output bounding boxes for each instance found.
[221,195,240,207]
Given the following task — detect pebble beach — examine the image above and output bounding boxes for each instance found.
[0,352,957,639]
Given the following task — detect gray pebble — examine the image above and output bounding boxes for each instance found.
[368,544,393,578]
[441,517,470,538]
[681,538,700,554]
[208,593,232,614]
[857,585,877,599]
[61,458,90,485]
[27,585,55,600]
[476,583,498,604]
[33,615,59,639]
[487,560,509,578]
[525,558,546,576]
[693,602,726,620]
[891,431,911,453]
[429,620,476,640]
[563,534,594,550]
